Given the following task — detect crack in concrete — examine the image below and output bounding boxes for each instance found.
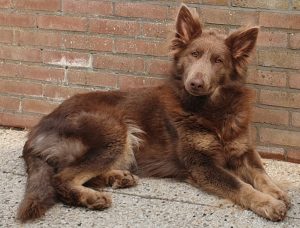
[104,189,227,209]
[286,216,300,220]
[1,170,25,177]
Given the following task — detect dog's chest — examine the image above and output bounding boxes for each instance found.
[222,135,249,159]
[184,128,249,166]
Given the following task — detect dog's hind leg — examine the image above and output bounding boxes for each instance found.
[52,113,142,209]
[53,167,112,210]
[52,138,128,210]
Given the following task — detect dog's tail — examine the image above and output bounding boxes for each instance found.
[17,144,56,222]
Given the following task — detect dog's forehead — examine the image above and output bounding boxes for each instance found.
[191,32,229,55]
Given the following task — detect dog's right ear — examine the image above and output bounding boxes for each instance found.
[170,5,202,53]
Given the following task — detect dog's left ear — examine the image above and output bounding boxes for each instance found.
[225,27,259,73]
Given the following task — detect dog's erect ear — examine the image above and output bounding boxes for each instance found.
[225,27,259,75]
[226,27,259,60]
[225,27,259,76]
[175,4,202,42]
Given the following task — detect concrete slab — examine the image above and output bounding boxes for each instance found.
[0,128,299,227]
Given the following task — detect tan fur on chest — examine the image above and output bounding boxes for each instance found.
[185,130,250,167]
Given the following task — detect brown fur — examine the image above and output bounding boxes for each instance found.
[17,5,290,223]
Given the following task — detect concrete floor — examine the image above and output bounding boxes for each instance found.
[0,128,299,228]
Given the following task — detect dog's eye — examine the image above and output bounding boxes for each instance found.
[191,51,199,58]
[215,58,223,63]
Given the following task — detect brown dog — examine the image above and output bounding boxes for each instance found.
[18,5,290,222]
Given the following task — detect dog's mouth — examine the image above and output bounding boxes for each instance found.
[185,87,211,96]
[184,82,211,96]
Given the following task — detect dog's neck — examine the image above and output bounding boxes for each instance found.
[169,76,250,115]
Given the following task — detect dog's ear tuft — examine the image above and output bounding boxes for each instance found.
[170,4,202,55]
[225,26,259,76]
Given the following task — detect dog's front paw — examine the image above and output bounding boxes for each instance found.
[254,197,287,221]
[271,189,291,209]
[107,170,139,189]
[263,187,291,209]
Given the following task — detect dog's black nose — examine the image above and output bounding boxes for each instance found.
[190,78,204,89]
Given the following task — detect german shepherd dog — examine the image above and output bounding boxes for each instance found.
[18,5,290,222]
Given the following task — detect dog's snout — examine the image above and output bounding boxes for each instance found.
[190,78,204,89]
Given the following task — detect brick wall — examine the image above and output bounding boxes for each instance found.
[0,0,299,163]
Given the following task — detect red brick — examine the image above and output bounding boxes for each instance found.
[93,54,144,73]
[0,29,13,44]
[0,46,41,62]
[289,72,300,89]
[89,19,140,36]
[19,65,65,82]
[146,59,171,76]
[0,13,36,28]
[14,0,61,11]
[256,146,285,160]
[63,0,112,15]
[0,62,64,82]
[0,112,40,128]
[252,107,289,126]
[0,0,12,8]
[260,90,300,108]
[286,151,300,163]
[250,125,257,143]
[0,62,19,77]
[232,0,288,10]
[142,22,169,38]
[0,79,42,96]
[260,128,300,147]
[200,8,258,25]
[37,15,87,32]
[115,2,168,20]
[203,0,228,5]
[15,30,63,48]
[167,6,178,20]
[119,75,164,90]
[290,33,300,49]
[67,70,117,88]
[259,12,300,29]
[22,99,59,115]
[181,0,202,3]
[249,86,259,102]
[291,112,300,128]
[207,25,229,34]
[43,85,91,99]
[0,96,20,111]
[258,50,300,70]
[292,0,300,10]
[115,39,166,57]
[246,69,287,87]
[43,50,91,68]
[63,34,113,52]
[257,31,287,48]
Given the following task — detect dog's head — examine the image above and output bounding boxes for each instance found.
[170,5,258,97]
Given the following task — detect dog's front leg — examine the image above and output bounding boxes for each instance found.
[184,152,287,221]
[234,149,290,208]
